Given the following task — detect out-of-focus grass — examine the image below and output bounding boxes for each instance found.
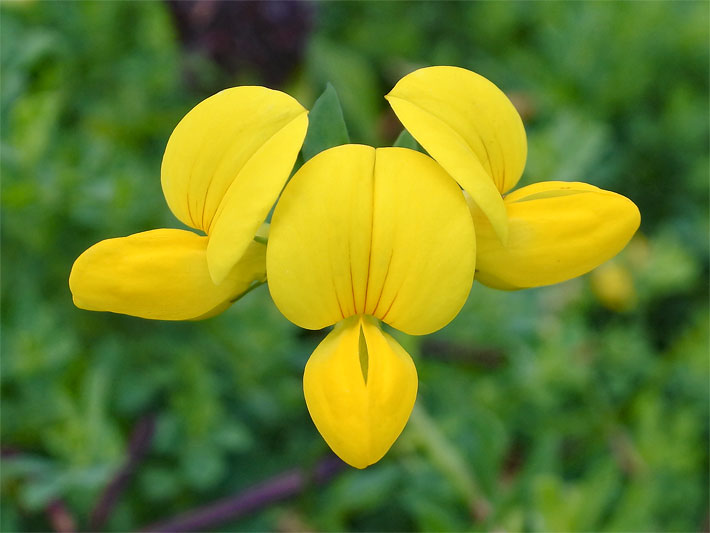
[1,2,708,531]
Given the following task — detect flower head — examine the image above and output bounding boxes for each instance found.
[69,87,308,320]
[69,68,641,471]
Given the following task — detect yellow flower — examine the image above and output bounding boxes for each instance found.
[69,87,308,320]
[267,144,476,468]
[387,66,641,289]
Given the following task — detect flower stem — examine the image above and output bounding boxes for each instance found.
[229,279,266,303]
[138,455,346,532]
[90,415,156,531]
[407,403,491,522]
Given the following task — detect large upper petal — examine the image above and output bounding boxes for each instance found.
[160,86,308,283]
[267,144,476,335]
[386,66,528,242]
[303,316,418,469]
[470,181,641,289]
[69,228,266,320]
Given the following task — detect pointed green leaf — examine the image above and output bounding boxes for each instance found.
[393,129,421,151]
[302,83,350,161]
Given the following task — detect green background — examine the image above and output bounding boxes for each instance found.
[1,2,708,531]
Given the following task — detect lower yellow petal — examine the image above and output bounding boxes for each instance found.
[303,316,418,469]
[69,229,266,320]
[470,181,641,289]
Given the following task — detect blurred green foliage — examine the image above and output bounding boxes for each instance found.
[1,1,708,532]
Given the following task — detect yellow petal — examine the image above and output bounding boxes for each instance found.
[69,228,266,320]
[303,316,418,469]
[470,181,641,289]
[386,66,527,242]
[267,145,476,335]
[268,144,374,328]
[367,147,476,335]
[160,86,308,283]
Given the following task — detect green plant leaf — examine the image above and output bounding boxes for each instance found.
[301,82,350,161]
[393,129,421,151]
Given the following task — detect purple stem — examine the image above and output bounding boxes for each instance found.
[139,455,347,533]
[0,446,22,457]
[47,499,77,533]
[89,414,156,531]
[2,448,78,532]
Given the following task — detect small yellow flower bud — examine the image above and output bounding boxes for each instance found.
[591,261,637,312]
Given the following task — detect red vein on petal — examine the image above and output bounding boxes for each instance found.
[362,149,376,316]
[378,287,399,324]
[371,248,394,319]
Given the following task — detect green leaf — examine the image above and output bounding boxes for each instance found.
[301,82,350,161]
[393,129,420,151]
[306,38,379,145]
